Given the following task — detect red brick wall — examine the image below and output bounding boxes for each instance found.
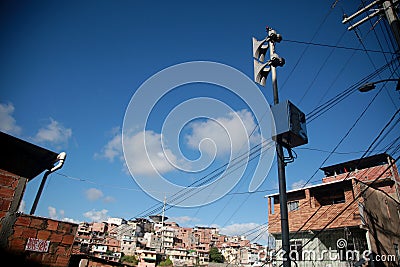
[8,214,78,266]
[268,159,400,235]
[0,169,78,267]
[268,183,361,234]
[0,169,23,220]
[322,163,399,198]
[322,164,394,184]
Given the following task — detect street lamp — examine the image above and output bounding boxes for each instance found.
[358,78,400,92]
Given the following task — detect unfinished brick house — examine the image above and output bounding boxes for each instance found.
[267,153,400,267]
[0,131,78,266]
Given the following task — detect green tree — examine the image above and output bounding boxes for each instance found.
[209,247,225,263]
[159,256,173,266]
[121,255,138,265]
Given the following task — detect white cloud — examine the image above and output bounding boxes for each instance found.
[85,188,104,201]
[48,206,57,218]
[98,109,258,176]
[85,188,115,203]
[47,206,80,223]
[219,222,269,244]
[103,196,116,203]
[291,179,307,190]
[97,129,177,176]
[83,209,109,222]
[219,222,259,236]
[0,102,22,135]
[123,130,178,176]
[34,118,72,145]
[61,217,81,224]
[169,216,200,226]
[95,133,122,162]
[18,200,26,213]
[186,109,259,157]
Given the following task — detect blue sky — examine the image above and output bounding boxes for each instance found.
[1,0,399,243]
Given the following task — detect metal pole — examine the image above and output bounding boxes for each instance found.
[382,0,400,51]
[268,28,291,267]
[160,195,166,252]
[30,152,66,215]
[30,170,51,215]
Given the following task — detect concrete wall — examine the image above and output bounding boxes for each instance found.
[273,228,368,267]
[361,184,400,266]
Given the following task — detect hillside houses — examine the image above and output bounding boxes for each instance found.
[72,216,268,266]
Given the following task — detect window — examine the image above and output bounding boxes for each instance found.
[289,240,302,261]
[288,201,299,212]
[317,188,345,205]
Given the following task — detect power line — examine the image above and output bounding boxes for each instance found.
[297,30,348,105]
[350,4,400,111]
[360,0,400,76]
[307,104,400,188]
[133,99,277,218]
[281,107,400,251]
[280,1,340,92]
[133,139,271,217]
[303,81,386,188]
[306,56,398,123]
[272,154,400,261]
[54,171,279,196]
[271,106,400,256]
[297,147,385,155]
[54,172,159,192]
[136,140,275,219]
[206,145,277,226]
[285,39,398,55]
[312,12,391,108]
[161,142,275,214]
[366,115,400,157]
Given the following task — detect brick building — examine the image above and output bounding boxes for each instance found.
[267,153,400,267]
[0,131,78,266]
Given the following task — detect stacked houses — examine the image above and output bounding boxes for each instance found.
[72,216,269,267]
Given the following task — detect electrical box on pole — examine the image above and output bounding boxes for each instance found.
[271,100,308,148]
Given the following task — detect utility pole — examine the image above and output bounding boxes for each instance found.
[383,0,400,50]
[253,27,290,267]
[267,28,291,267]
[253,27,308,267]
[160,195,166,253]
[342,0,400,51]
